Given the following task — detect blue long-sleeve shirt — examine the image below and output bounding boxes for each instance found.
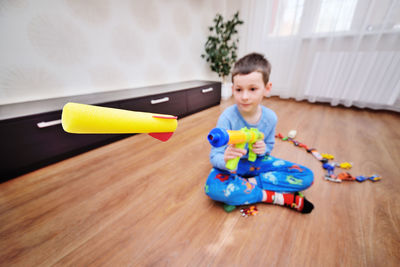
[209,104,277,171]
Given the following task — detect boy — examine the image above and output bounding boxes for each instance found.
[205,53,314,213]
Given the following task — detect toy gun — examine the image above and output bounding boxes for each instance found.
[62,102,178,141]
[207,127,264,170]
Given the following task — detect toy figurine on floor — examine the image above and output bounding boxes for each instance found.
[204,53,314,214]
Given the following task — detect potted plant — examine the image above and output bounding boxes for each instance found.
[202,11,244,99]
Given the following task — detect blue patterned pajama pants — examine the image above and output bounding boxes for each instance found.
[205,155,314,206]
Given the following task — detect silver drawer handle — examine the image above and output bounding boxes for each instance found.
[202,87,213,93]
[151,97,169,104]
[37,119,62,128]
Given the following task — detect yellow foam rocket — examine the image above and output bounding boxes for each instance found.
[61,102,178,141]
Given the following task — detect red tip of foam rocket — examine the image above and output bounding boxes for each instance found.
[152,115,177,119]
[148,132,174,142]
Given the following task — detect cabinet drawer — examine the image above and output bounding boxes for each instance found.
[119,91,187,117]
[0,102,123,181]
[186,84,221,113]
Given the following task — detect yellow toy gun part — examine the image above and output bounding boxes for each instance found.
[207,127,264,170]
[62,102,178,141]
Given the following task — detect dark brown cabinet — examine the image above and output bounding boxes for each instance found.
[0,81,221,182]
[187,84,221,114]
[119,90,188,117]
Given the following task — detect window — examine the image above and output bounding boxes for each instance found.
[269,0,304,36]
[315,0,358,33]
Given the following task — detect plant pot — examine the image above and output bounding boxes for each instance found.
[221,81,232,100]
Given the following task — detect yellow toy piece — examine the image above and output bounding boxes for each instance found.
[62,102,178,141]
[339,162,352,169]
[321,153,334,160]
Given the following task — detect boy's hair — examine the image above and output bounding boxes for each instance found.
[231,53,271,85]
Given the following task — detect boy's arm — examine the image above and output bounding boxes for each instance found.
[210,146,228,170]
[264,113,277,155]
[248,110,277,158]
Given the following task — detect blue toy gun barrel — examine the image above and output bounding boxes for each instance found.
[207,128,230,147]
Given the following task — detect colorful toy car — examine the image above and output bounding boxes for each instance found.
[339,162,352,169]
[324,174,341,183]
[356,175,368,182]
[322,163,335,175]
[368,174,381,182]
[321,153,334,160]
[337,172,356,181]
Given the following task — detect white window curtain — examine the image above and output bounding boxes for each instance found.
[240,0,400,111]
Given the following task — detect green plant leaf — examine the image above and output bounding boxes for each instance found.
[202,11,244,77]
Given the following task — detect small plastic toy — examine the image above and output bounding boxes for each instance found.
[337,172,356,181]
[208,127,264,170]
[324,174,341,183]
[368,174,381,182]
[338,162,352,169]
[355,175,368,182]
[322,163,335,175]
[240,205,258,217]
[321,153,334,160]
[288,130,297,139]
[62,102,178,141]
[309,148,323,161]
[223,204,236,213]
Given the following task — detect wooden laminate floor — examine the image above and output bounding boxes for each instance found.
[1,97,400,266]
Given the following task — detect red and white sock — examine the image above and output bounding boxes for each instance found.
[263,190,314,213]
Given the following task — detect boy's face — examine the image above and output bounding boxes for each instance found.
[232,71,271,115]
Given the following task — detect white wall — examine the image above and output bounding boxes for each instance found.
[0,0,245,105]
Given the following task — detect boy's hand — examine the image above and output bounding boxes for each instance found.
[252,140,266,155]
[224,144,247,163]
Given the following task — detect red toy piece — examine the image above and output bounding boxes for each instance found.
[240,205,258,217]
[337,172,356,181]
